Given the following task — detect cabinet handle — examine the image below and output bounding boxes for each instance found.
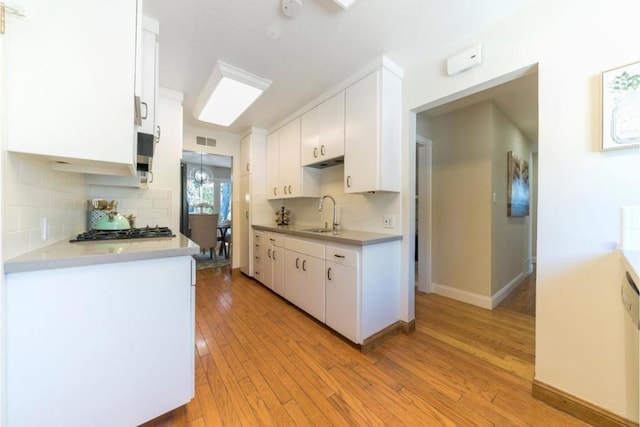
[141,102,148,120]
[269,238,276,242]
[284,185,288,195]
[245,211,249,219]
[155,125,161,144]
[246,163,250,172]
[327,267,332,280]
[288,185,292,194]
[313,147,318,158]
[295,257,300,269]
[273,187,277,196]
[268,248,272,258]
[334,254,346,259]
[302,259,307,271]
[255,271,260,275]
[320,145,326,155]
[346,175,352,188]
[255,256,260,260]
[273,250,277,260]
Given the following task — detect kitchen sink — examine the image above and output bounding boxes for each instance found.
[302,228,336,234]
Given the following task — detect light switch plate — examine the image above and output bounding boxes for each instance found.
[383,215,395,228]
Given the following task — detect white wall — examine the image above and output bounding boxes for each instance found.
[183,125,241,266]
[402,0,640,419]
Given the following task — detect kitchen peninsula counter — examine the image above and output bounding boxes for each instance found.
[4,234,199,273]
[252,224,402,246]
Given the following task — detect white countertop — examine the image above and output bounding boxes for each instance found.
[621,249,640,287]
[4,234,200,274]
[253,224,402,246]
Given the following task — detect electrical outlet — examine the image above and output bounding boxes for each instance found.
[383,215,395,228]
[41,217,49,240]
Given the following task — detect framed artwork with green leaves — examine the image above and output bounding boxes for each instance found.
[602,62,640,150]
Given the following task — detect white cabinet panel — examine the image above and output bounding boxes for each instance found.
[301,91,345,166]
[326,259,358,343]
[6,0,140,175]
[344,68,401,193]
[267,120,319,200]
[5,256,194,427]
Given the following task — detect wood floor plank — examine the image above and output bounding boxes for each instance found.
[160,267,593,427]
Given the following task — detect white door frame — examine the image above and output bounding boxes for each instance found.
[416,135,432,293]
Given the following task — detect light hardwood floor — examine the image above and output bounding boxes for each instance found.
[153,266,588,426]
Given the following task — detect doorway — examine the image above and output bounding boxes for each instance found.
[181,151,233,262]
[414,69,538,315]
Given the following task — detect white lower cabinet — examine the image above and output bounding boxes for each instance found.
[252,231,264,283]
[325,245,358,343]
[252,228,401,345]
[4,256,195,427]
[283,237,325,322]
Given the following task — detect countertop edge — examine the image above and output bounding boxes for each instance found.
[252,224,402,246]
[4,235,200,274]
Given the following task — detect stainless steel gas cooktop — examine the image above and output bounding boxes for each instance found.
[70,226,175,242]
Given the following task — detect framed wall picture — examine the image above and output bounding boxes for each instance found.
[507,151,529,217]
[602,62,640,150]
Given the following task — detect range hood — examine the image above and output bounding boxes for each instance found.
[305,156,344,169]
[136,132,155,172]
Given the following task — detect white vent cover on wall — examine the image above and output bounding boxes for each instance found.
[196,136,217,147]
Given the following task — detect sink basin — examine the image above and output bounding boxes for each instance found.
[303,228,336,234]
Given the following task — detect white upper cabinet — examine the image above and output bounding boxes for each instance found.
[300,91,345,167]
[344,67,402,193]
[267,119,319,200]
[6,0,141,176]
[136,19,159,138]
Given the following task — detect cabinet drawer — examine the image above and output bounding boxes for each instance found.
[284,237,325,258]
[325,246,358,268]
[264,232,284,247]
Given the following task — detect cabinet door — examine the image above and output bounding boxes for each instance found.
[266,132,280,199]
[138,29,158,135]
[300,106,320,166]
[325,261,358,342]
[278,118,301,198]
[318,91,345,161]
[299,256,325,322]
[344,72,379,193]
[239,175,251,275]
[272,245,285,297]
[283,249,302,306]
[240,135,251,176]
[7,0,138,172]
[260,241,272,288]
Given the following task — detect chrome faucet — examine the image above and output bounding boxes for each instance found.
[319,195,338,231]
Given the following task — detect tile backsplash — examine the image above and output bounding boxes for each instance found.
[264,165,401,234]
[87,186,173,229]
[3,154,86,260]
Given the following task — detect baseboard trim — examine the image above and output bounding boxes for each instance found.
[491,272,524,309]
[432,283,492,309]
[361,321,402,353]
[400,319,416,334]
[532,380,638,427]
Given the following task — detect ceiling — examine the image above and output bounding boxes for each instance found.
[182,151,232,168]
[144,0,537,136]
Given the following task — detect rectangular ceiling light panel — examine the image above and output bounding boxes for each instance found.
[194,61,271,127]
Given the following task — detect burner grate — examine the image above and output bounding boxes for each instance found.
[70,226,175,242]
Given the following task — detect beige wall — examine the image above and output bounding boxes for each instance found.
[403,0,640,419]
[420,102,493,297]
[490,103,532,295]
